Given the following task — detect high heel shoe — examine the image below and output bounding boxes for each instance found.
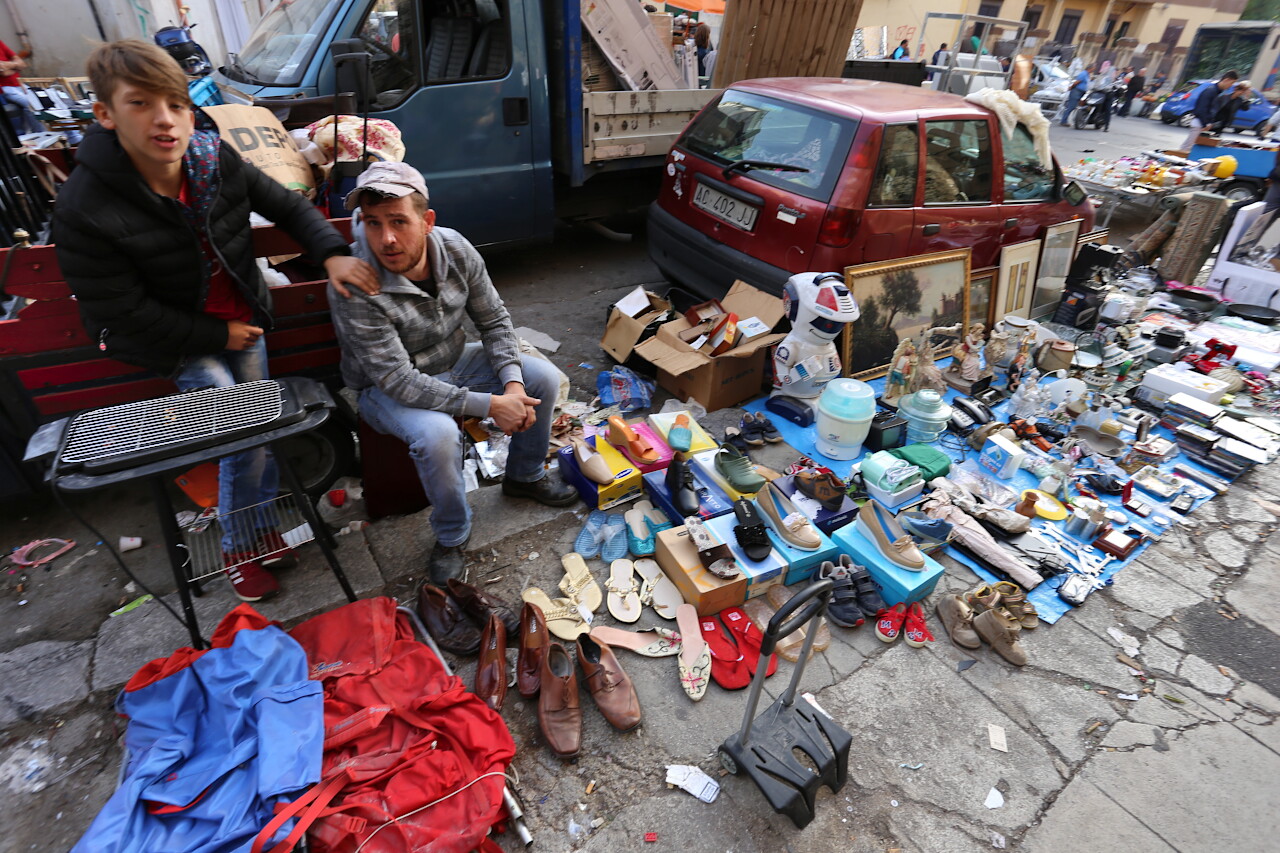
[569,436,614,485]
[607,415,658,464]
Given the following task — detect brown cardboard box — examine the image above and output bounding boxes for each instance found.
[600,289,673,363]
[634,281,786,411]
[655,526,747,616]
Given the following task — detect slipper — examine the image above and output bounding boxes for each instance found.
[699,617,751,690]
[606,559,643,622]
[558,552,603,612]
[574,509,609,558]
[633,557,683,620]
[668,413,693,452]
[607,415,659,464]
[624,509,656,557]
[589,625,682,657]
[635,499,673,533]
[683,516,739,579]
[675,604,711,701]
[521,586,588,640]
[766,584,830,662]
[720,606,778,678]
[600,513,629,562]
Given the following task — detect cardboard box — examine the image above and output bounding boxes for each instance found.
[646,410,718,453]
[655,526,747,616]
[600,287,673,363]
[581,0,686,91]
[634,281,786,411]
[773,474,858,536]
[556,436,643,510]
[865,477,924,509]
[642,467,734,525]
[203,104,314,194]
[704,511,786,597]
[589,420,672,474]
[831,525,944,606]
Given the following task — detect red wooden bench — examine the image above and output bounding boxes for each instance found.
[0,219,357,498]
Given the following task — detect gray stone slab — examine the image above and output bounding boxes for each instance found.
[1021,618,1136,691]
[1234,716,1280,757]
[1104,562,1207,621]
[1202,530,1246,569]
[1139,548,1223,589]
[1219,487,1278,523]
[1087,719,1280,852]
[1125,694,1205,729]
[1152,626,1186,650]
[1101,720,1162,749]
[1227,565,1280,634]
[1178,653,1235,695]
[1021,776,1178,853]
[578,787,787,853]
[0,640,92,729]
[820,649,1063,830]
[1233,680,1280,715]
[1140,636,1184,676]
[887,803,1001,853]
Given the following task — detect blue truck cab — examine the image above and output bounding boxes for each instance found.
[216,0,716,247]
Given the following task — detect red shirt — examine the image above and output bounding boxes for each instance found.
[179,177,252,323]
[0,40,21,88]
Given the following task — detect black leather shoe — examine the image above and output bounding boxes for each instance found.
[502,473,579,507]
[665,454,701,515]
[429,537,469,584]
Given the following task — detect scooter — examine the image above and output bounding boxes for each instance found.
[1072,82,1126,131]
[154,24,213,78]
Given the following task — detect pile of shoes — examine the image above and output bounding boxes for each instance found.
[935,582,1038,666]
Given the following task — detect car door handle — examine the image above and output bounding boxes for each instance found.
[503,98,529,126]
[1004,218,1018,229]
[922,224,941,235]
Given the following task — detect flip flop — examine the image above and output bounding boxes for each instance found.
[675,604,711,701]
[668,413,693,452]
[606,559,643,623]
[589,625,682,657]
[635,499,673,533]
[574,509,608,558]
[600,513,630,562]
[683,516,739,579]
[624,509,656,556]
[699,616,751,689]
[521,586,588,640]
[633,557,683,620]
[766,584,831,662]
[720,606,778,678]
[558,552,604,613]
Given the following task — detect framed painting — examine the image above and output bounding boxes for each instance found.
[996,239,1041,321]
[1031,220,1083,320]
[1078,228,1110,246]
[840,248,971,380]
[969,266,997,329]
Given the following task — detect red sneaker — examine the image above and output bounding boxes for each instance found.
[903,602,936,648]
[875,602,907,643]
[224,553,280,602]
[255,529,298,571]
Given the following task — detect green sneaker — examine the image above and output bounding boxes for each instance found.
[714,442,766,494]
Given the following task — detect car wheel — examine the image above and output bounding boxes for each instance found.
[1160,112,1176,124]
[1177,113,1194,128]
[1219,180,1262,203]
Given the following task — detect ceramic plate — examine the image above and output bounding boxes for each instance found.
[1021,489,1069,521]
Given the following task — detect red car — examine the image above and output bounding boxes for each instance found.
[649,78,1093,296]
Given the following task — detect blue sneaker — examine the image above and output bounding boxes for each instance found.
[898,510,953,545]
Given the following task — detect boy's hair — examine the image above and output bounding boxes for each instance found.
[87,39,191,108]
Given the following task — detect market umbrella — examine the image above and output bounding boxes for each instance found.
[665,0,727,14]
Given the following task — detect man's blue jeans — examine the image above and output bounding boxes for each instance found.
[1060,90,1083,125]
[174,339,280,554]
[359,343,560,548]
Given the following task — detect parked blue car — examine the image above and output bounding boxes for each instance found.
[1159,80,1278,135]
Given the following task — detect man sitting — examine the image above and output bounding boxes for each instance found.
[330,162,577,583]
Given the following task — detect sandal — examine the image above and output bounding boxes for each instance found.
[720,606,778,678]
[766,584,830,661]
[521,586,588,640]
[732,498,772,562]
[635,499,673,533]
[634,557,683,620]
[606,559,643,622]
[624,508,656,557]
[675,604,711,701]
[573,509,609,558]
[683,516,739,579]
[699,616,751,689]
[607,415,658,464]
[668,413,693,453]
[558,552,604,612]
[600,513,629,562]
[589,625,681,657]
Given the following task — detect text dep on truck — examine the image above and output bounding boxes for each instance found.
[217,0,717,248]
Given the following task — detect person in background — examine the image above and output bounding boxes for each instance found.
[931,43,948,66]
[1121,66,1146,117]
[1262,163,1280,213]
[1185,70,1239,149]
[1211,80,1251,134]
[1059,64,1090,127]
[695,23,713,77]
[891,39,909,60]
[0,38,44,136]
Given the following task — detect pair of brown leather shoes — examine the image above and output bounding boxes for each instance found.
[537,633,642,759]
[416,578,520,656]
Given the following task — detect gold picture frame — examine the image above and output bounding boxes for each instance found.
[996,239,1041,321]
[840,248,971,380]
[969,265,998,329]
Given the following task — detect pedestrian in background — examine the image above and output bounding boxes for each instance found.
[1211,80,1251,133]
[891,39,909,60]
[0,38,44,136]
[1185,70,1238,149]
[1121,66,1147,117]
[1059,64,1090,127]
[694,23,713,77]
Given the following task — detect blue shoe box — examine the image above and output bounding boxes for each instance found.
[831,524,944,606]
[773,474,859,536]
[642,467,734,526]
[704,511,786,598]
[765,523,840,586]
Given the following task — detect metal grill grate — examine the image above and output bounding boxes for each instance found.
[181,492,314,582]
[61,380,284,465]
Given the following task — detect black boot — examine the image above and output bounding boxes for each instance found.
[665,454,701,515]
[429,537,470,584]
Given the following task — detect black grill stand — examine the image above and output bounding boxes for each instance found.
[717,578,853,829]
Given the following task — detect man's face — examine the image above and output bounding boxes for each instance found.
[93,85,193,173]
[360,195,436,275]
[1220,78,1235,90]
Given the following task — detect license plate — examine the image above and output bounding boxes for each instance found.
[692,182,758,231]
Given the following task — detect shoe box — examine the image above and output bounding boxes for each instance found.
[590,420,673,475]
[863,477,924,509]
[557,436,643,510]
[689,448,761,501]
[831,523,944,606]
[771,473,859,536]
[654,525,747,616]
[642,464,734,525]
[646,410,718,453]
[763,523,840,586]
[703,511,786,599]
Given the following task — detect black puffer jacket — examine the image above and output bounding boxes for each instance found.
[51,125,349,376]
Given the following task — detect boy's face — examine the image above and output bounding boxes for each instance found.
[93,84,193,173]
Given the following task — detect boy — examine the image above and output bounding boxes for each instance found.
[52,40,378,601]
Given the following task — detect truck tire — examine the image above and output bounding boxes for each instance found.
[1219,180,1262,203]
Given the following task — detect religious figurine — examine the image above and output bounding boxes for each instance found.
[882,339,917,406]
[911,335,948,395]
[986,329,1010,374]
[1009,368,1047,421]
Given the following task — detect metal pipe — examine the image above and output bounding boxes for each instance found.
[2,0,32,56]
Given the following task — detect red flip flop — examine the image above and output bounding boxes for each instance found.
[699,617,751,690]
[720,606,778,678]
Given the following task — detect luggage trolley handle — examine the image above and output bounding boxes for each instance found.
[738,579,834,745]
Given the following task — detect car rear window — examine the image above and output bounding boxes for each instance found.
[679,89,857,202]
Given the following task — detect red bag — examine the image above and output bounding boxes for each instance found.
[252,598,514,853]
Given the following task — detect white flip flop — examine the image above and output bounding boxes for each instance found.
[606,559,642,623]
[633,557,684,620]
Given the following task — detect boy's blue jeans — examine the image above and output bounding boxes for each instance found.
[174,339,280,554]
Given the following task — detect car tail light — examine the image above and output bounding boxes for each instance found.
[818,205,859,248]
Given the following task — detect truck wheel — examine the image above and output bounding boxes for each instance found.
[1177,113,1194,128]
[1074,109,1088,130]
[1219,180,1262,203]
